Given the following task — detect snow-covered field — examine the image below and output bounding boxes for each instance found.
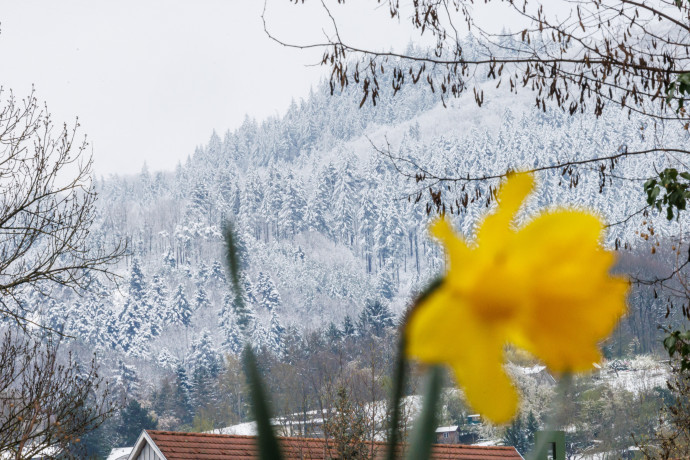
[598,356,670,394]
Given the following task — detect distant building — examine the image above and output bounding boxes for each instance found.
[125,429,523,459]
[466,414,481,425]
[436,426,461,444]
[435,425,480,445]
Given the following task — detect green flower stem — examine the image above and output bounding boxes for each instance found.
[245,346,284,460]
[385,335,408,460]
[525,373,572,460]
[405,366,443,460]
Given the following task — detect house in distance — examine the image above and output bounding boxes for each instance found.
[123,430,523,459]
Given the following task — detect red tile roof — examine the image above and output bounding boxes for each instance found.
[144,430,522,460]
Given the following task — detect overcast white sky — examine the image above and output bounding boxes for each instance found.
[0,0,532,176]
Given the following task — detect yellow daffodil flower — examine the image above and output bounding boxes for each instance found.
[405,173,628,423]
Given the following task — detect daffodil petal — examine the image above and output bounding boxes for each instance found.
[450,352,519,424]
[477,173,534,246]
[495,173,535,219]
[408,280,518,423]
[506,210,628,372]
[406,284,467,363]
[431,218,471,268]
[518,276,628,372]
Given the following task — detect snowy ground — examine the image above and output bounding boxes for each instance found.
[598,356,670,394]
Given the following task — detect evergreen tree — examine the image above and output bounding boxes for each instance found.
[325,321,343,344]
[502,415,527,455]
[304,188,328,233]
[187,182,211,224]
[151,377,178,423]
[70,417,117,460]
[157,347,180,370]
[279,173,307,237]
[342,315,357,338]
[174,365,193,424]
[358,300,395,337]
[128,257,147,303]
[114,360,140,398]
[256,271,281,313]
[196,263,210,285]
[168,284,193,327]
[377,263,397,301]
[251,323,271,353]
[189,331,221,410]
[150,274,168,309]
[357,189,377,273]
[267,309,286,356]
[118,297,147,354]
[262,168,283,238]
[195,287,211,311]
[210,260,226,283]
[242,276,258,307]
[116,400,158,446]
[162,249,176,269]
[189,331,221,379]
[331,158,356,243]
[149,274,168,336]
[525,410,540,452]
[231,277,258,336]
[219,294,244,354]
[117,257,154,354]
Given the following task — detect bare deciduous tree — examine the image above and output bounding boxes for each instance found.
[0,87,123,330]
[266,0,690,208]
[0,330,116,459]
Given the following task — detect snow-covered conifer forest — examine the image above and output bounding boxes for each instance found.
[30,38,690,457]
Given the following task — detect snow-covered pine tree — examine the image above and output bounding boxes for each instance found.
[162,249,176,270]
[174,364,193,424]
[376,262,397,301]
[358,300,395,337]
[266,309,286,357]
[157,347,180,371]
[210,260,226,283]
[256,272,281,313]
[114,359,141,398]
[239,172,264,239]
[331,157,357,244]
[278,173,307,238]
[150,274,168,309]
[325,321,343,344]
[186,182,211,225]
[128,257,147,303]
[195,287,211,311]
[262,168,283,239]
[357,189,377,273]
[242,276,258,307]
[383,200,406,280]
[219,294,244,354]
[196,263,210,286]
[149,274,169,336]
[231,280,258,339]
[342,315,357,338]
[189,331,222,409]
[304,187,329,233]
[118,258,152,354]
[168,284,193,327]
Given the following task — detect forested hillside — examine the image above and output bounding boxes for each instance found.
[32,42,688,407]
